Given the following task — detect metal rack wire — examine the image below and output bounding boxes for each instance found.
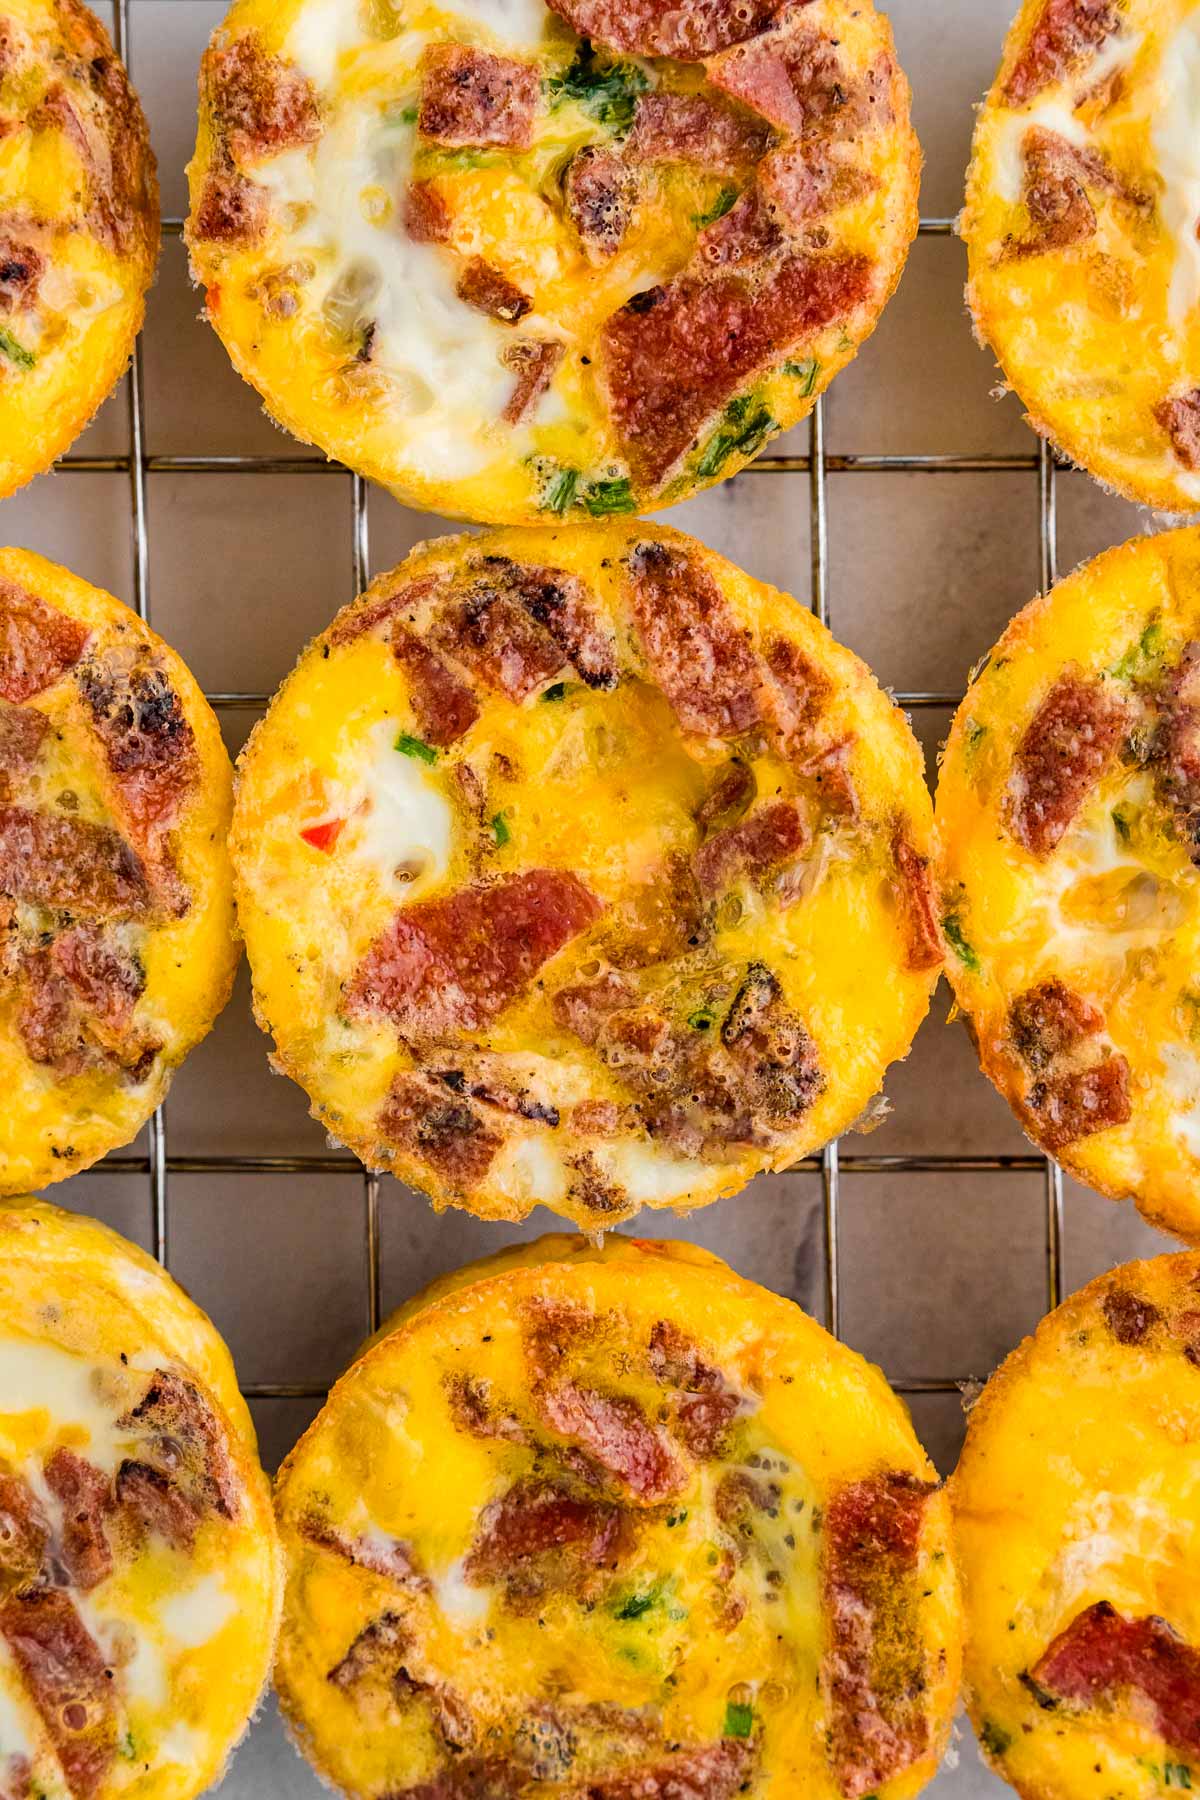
[61,0,1070,1411]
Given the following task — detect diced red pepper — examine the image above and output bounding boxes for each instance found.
[300,818,344,853]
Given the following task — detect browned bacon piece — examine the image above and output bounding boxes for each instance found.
[419,45,538,149]
[545,0,786,60]
[455,258,532,324]
[1101,1286,1161,1346]
[0,1471,48,1589]
[328,1610,410,1689]
[601,253,872,488]
[585,1741,756,1800]
[1027,1056,1132,1152]
[205,31,319,163]
[0,807,151,917]
[1003,0,1122,105]
[329,576,446,648]
[501,338,564,423]
[758,141,876,225]
[626,93,769,173]
[43,1450,113,1592]
[404,179,453,245]
[76,649,198,840]
[1005,674,1127,856]
[673,1389,742,1460]
[708,22,893,139]
[626,540,764,738]
[483,560,619,691]
[694,187,782,270]
[0,584,89,703]
[534,1382,686,1505]
[1152,644,1200,856]
[697,761,756,836]
[433,560,618,696]
[0,699,47,781]
[191,169,268,245]
[30,82,141,257]
[824,1472,937,1800]
[348,871,602,1039]
[119,1370,240,1523]
[0,1587,117,1800]
[391,1755,525,1800]
[1031,1602,1200,1758]
[1003,128,1138,260]
[563,146,635,265]
[601,851,705,970]
[1156,390,1200,472]
[1009,979,1103,1072]
[17,927,153,1083]
[116,1461,202,1552]
[445,1373,530,1446]
[719,961,823,1126]
[696,800,809,893]
[302,1515,429,1591]
[764,636,831,744]
[380,1075,503,1186]
[891,832,943,972]
[391,623,479,748]
[0,226,43,313]
[464,1477,624,1594]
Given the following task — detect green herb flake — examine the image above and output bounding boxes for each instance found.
[666,1509,689,1527]
[546,43,649,131]
[1167,1767,1194,1790]
[118,1732,138,1761]
[1110,619,1167,683]
[616,1588,658,1620]
[491,811,511,848]
[942,914,980,975]
[541,465,580,515]
[783,357,820,398]
[693,185,738,228]
[583,476,636,516]
[979,1722,1012,1759]
[1112,802,1135,845]
[542,682,567,702]
[395,732,438,764]
[688,1010,714,1031]
[723,1702,755,1740]
[0,327,35,371]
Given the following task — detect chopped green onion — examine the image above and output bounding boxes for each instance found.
[1112,803,1135,844]
[491,811,510,847]
[723,1702,754,1740]
[0,327,34,370]
[783,357,820,398]
[942,915,980,975]
[616,1589,657,1620]
[1110,619,1166,683]
[693,185,738,228]
[546,42,649,131]
[696,401,776,479]
[582,476,636,516]
[666,1509,688,1527]
[542,682,567,702]
[541,465,580,514]
[979,1722,1012,1759]
[395,732,437,764]
[688,1010,714,1031]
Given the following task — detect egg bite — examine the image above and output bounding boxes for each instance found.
[231,520,940,1226]
[933,527,1200,1241]
[961,0,1200,513]
[184,0,919,526]
[274,1232,963,1800]
[0,549,239,1193]
[0,0,159,499]
[0,1195,282,1800]
[953,1252,1200,1800]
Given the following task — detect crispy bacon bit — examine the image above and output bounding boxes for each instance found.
[602,851,705,970]
[697,761,756,836]
[708,24,893,139]
[392,624,480,748]
[43,1451,112,1592]
[545,0,786,60]
[302,1514,429,1591]
[17,926,153,1083]
[1006,674,1127,857]
[715,1468,780,1531]
[1027,1057,1132,1152]
[116,1461,201,1552]
[602,254,872,488]
[764,636,831,744]
[349,870,602,1039]
[76,648,199,839]
[891,833,943,972]
[419,45,538,149]
[464,1477,624,1598]
[1156,390,1200,472]
[501,338,564,424]
[380,1075,504,1187]
[119,1370,240,1524]
[0,228,43,313]
[825,1472,938,1800]
[0,1472,47,1588]
[0,699,47,781]
[205,31,319,163]
[31,76,144,256]
[329,575,445,648]
[697,800,809,893]
[444,558,618,692]
[721,961,822,1118]
[392,1756,526,1800]
[648,1320,721,1391]
[0,808,150,917]
[0,1588,117,1800]
[1003,128,1138,260]
[626,540,763,738]
[1153,644,1200,855]
[1010,980,1103,1073]
[585,1741,756,1800]
[1031,1602,1200,1759]
[563,146,635,264]
[456,258,532,324]
[673,1390,742,1460]
[329,1610,409,1689]
[0,584,89,703]
[1102,1287,1161,1346]
[757,141,875,226]
[626,93,769,173]
[534,1383,685,1505]
[1003,0,1122,106]
[405,179,453,245]
[694,186,782,270]
[445,1374,530,1446]
[192,169,268,245]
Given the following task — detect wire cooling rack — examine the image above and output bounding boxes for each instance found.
[56,0,1071,1409]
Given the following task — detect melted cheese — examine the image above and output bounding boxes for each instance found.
[1152,11,1200,326]
[343,719,455,899]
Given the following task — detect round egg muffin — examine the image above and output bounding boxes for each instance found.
[935,527,1200,1243]
[0,1196,282,1800]
[0,549,239,1194]
[0,0,159,499]
[952,1252,1200,1800]
[231,521,941,1227]
[274,1233,963,1800]
[963,0,1200,513]
[185,0,919,526]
